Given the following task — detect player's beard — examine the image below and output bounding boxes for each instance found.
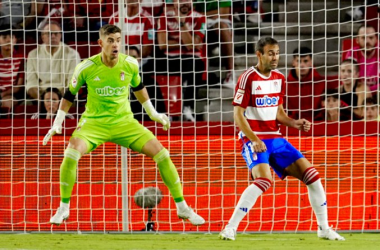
[269,62,278,70]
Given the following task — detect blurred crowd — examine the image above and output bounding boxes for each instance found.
[0,0,379,122]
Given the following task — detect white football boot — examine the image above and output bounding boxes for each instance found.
[318,226,345,241]
[50,207,69,225]
[219,227,237,241]
[177,207,205,226]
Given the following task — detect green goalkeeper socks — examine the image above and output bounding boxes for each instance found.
[153,148,184,202]
[60,148,82,204]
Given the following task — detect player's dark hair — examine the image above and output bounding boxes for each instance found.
[357,23,376,35]
[99,24,121,38]
[341,58,360,73]
[293,46,312,58]
[255,37,278,54]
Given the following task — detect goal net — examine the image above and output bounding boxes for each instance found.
[0,0,379,233]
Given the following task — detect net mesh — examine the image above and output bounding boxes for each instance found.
[0,0,379,232]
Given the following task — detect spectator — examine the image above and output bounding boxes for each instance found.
[31,87,74,119]
[155,0,206,121]
[344,24,379,92]
[0,0,44,30]
[141,0,164,16]
[109,0,155,60]
[338,58,371,118]
[286,47,326,121]
[127,45,141,63]
[39,1,116,42]
[364,97,380,121]
[193,0,235,88]
[85,0,116,31]
[232,0,263,24]
[315,89,352,122]
[26,21,81,100]
[38,0,86,42]
[0,27,24,109]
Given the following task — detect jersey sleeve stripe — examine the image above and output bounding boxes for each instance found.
[239,67,254,89]
[125,57,139,67]
[75,60,94,75]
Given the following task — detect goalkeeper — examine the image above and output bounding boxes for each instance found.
[44,24,205,226]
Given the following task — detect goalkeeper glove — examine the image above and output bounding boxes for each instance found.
[142,100,170,131]
[43,110,66,145]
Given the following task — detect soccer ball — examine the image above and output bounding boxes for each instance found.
[134,187,163,209]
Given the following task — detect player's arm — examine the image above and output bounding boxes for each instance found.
[42,92,74,145]
[132,84,170,131]
[276,104,311,132]
[43,60,87,145]
[157,31,181,51]
[179,25,203,51]
[129,54,170,131]
[234,106,267,153]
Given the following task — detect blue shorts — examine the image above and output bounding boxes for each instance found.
[241,138,304,179]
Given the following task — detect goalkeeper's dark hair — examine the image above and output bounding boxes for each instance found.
[293,46,312,58]
[341,58,360,73]
[255,37,278,54]
[99,24,121,38]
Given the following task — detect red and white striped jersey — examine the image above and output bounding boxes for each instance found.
[0,52,24,90]
[157,10,206,57]
[232,67,286,139]
[109,7,154,46]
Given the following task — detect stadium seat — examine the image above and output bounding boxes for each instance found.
[12,105,38,119]
[0,107,10,119]
[154,75,182,117]
[68,41,101,60]
[90,42,101,56]
[68,41,90,59]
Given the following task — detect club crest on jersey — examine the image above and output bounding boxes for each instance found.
[256,95,279,107]
[72,78,77,88]
[120,72,125,81]
[234,89,245,104]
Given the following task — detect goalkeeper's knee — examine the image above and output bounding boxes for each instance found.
[64,148,82,162]
[153,148,170,164]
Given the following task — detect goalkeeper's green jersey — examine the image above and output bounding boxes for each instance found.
[69,53,140,124]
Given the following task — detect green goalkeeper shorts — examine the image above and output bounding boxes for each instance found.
[71,117,155,153]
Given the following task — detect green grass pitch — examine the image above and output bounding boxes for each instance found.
[0,233,379,250]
